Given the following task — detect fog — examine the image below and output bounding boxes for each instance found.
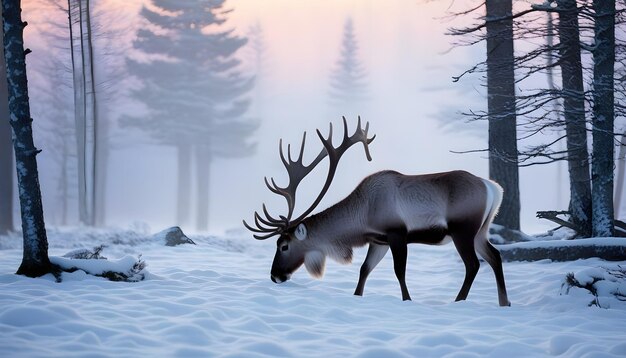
[15,0,585,235]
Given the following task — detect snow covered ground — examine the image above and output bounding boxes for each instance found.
[1,227,625,357]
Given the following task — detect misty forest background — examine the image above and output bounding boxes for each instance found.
[1,0,625,242]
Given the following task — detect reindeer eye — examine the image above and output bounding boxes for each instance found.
[281,245,289,252]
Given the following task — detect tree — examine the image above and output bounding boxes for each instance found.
[0,6,11,235]
[2,0,52,276]
[328,17,368,116]
[517,0,623,236]
[556,0,592,237]
[448,1,521,231]
[125,0,257,231]
[245,21,268,119]
[68,0,97,226]
[449,0,626,236]
[485,0,520,230]
[39,0,127,226]
[34,57,76,226]
[591,0,616,237]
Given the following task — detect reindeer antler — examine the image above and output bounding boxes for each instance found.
[243,116,375,239]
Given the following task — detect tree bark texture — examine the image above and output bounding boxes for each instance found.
[176,142,191,226]
[2,0,51,276]
[0,7,12,235]
[557,0,593,238]
[591,0,615,237]
[485,0,520,230]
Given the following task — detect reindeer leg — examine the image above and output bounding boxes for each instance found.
[388,230,411,301]
[451,232,480,302]
[354,243,389,296]
[475,236,511,306]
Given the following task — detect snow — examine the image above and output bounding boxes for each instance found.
[50,255,141,276]
[1,227,626,357]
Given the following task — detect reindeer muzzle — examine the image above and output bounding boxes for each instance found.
[271,273,290,283]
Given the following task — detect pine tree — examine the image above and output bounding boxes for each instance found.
[245,21,268,118]
[328,18,368,115]
[125,0,257,230]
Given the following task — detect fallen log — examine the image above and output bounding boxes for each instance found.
[497,238,626,262]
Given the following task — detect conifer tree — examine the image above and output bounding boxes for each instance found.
[125,0,256,230]
[328,18,368,115]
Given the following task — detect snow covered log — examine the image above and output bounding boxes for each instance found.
[50,254,146,282]
[498,238,626,262]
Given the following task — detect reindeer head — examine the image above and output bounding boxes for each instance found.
[244,117,375,283]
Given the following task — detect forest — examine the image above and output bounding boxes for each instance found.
[0,0,626,357]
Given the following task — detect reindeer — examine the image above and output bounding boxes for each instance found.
[244,117,510,306]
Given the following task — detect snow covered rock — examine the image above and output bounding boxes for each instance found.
[152,226,196,246]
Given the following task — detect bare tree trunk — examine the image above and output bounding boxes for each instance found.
[485,0,520,230]
[83,0,97,226]
[69,0,96,226]
[68,0,87,226]
[591,0,615,237]
[195,146,211,231]
[546,11,564,209]
[615,131,626,218]
[95,111,107,226]
[176,142,192,225]
[557,0,593,238]
[59,136,68,225]
[2,0,51,276]
[0,5,12,236]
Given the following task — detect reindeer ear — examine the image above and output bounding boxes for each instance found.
[304,251,325,278]
[295,223,307,241]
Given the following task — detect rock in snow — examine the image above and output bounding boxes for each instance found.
[152,226,196,246]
